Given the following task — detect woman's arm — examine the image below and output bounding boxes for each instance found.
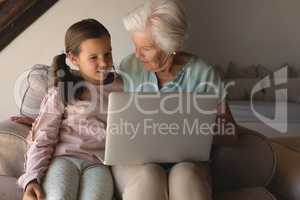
[213,101,239,146]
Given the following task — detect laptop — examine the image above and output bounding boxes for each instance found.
[103,92,218,165]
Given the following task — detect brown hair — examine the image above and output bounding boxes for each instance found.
[51,18,110,105]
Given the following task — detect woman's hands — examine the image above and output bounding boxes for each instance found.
[10,116,35,126]
[23,180,45,200]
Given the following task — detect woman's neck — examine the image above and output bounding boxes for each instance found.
[155,52,191,87]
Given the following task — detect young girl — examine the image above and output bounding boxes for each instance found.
[18,19,115,200]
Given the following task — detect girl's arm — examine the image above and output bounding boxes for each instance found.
[18,87,64,190]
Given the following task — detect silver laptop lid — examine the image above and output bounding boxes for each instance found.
[104,92,218,165]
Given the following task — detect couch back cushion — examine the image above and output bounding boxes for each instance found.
[19,64,81,118]
[20,64,50,118]
[223,63,300,102]
[225,78,265,101]
[264,78,300,103]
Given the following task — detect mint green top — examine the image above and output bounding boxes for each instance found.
[117,54,224,102]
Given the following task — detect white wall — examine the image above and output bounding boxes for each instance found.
[1,0,300,120]
[185,0,300,69]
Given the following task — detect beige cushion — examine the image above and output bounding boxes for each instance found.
[226,62,258,79]
[263,78,300,102]
[274,64,299,78]
[225,78,265,100]
[19,64,81,118]
[19,64,50,119]
[269,143,300,200]
[0,176,23,200]
[0,120,30,177]
[224,63,271,100]
[222,63,300,101]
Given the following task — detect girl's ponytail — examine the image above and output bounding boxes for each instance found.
[52,53,71,85]
[51,53,83,106]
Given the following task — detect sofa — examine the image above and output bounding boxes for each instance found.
[220,62,300,144]
[1,64,300,200]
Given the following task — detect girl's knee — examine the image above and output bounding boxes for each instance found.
[82,165,113,185]
[46,157,79,176]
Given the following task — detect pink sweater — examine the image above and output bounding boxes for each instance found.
[18,85,112,190]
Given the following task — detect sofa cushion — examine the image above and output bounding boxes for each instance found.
[223,63,300,102]
[274,64,299,78]
[269,143,300,200]
[212,126,275,191]
[215,187,276,200]
[0,120,30,177]
[19,64,51,119]
[19,64,82,118]
[0,176,23,200]
[225,62,258,79]
[264,78,300,103]
[225,79,265,101]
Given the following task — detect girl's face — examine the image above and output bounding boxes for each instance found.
[132,31,168,72]
[70,36,113,85]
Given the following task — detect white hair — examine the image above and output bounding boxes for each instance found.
[123,0,188,53]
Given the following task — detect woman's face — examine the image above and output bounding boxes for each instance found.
[132,31,168,72]
[70,36,113,85]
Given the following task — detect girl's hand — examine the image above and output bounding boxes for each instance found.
[23,180,45,200]
[10,116,35,126]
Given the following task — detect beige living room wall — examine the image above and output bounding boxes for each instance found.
[185,0,300,69]
[0,0,300,120]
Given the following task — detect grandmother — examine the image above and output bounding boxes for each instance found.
[112,0,238,200]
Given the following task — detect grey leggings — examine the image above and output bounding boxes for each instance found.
[42,156,113,200]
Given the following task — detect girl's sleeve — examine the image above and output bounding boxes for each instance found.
[17,87,64,190]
